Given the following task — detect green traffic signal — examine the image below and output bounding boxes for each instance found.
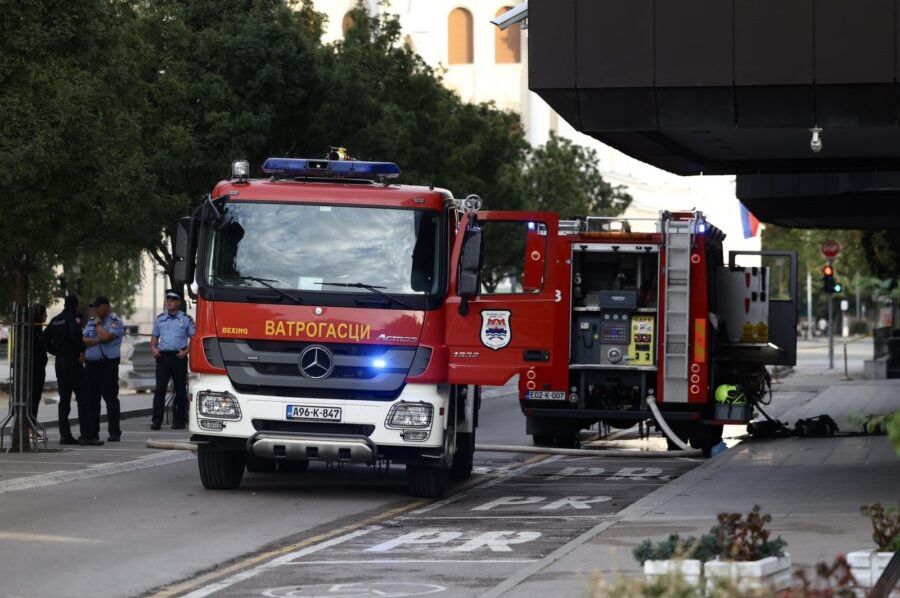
[833,282,843,293]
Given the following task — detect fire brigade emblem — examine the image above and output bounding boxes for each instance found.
[480,310,512,350]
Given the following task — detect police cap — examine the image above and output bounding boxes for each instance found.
[164,289,182,300]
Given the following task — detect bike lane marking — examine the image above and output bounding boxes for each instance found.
[159,455,553,598]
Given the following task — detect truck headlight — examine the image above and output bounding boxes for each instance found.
[197,391,242,420]
[385,401,433,429]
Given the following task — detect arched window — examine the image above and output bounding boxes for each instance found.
[494,6,521,63]
[448,8,474,64]
[342,11,355,37]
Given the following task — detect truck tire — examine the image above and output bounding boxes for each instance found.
[198,445,246,489]
[246,453,277,473]
[451,431,475,480]
[277,460,310,474]
[406,464,449,498]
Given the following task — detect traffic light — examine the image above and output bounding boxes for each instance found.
[821,262,842,293]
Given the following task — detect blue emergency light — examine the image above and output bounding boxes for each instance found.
[261,157,401,180]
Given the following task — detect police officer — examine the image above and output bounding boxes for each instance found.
[150,290,195,430]
[44,295,86,445]
[82,296,125,444]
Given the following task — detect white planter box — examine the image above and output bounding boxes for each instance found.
[643,559,703,584]
[705,553,792,591]
[847,549,894,588]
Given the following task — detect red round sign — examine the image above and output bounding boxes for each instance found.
[821,240,841,258]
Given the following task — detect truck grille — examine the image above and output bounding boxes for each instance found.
[220,339,415,401]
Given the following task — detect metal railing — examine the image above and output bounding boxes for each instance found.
[873,326,892,360]
[1,305,48,451]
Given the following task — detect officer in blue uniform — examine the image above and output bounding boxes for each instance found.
[150,289,195,430]
[82,296,125,444]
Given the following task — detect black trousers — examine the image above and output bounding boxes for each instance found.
[30,364,47,420]
[85,359,121,440]
[153,352,188,426]
[55,357,85,440]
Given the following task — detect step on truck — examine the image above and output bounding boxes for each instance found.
[174,154,546,498]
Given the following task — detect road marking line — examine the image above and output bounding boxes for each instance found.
[284,559,538,565]
[182,528,376,598]
[0,451,194,494]
[149,499,428,598]
[411,455,560,515]
[0,531,105,544]
[408,515,612,520]
[151,455,553,597]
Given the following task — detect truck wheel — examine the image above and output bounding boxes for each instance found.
[246,453,277,473]
[451,432,475,480]
[532,434,556,447]
[198,445,246,489]
[406,464,449,498]
[277,460,310,474]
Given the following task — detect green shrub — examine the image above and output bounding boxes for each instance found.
[888,411,900,456]
[861,502,900,551]
[633,506,787,565]
[849,320,869,335]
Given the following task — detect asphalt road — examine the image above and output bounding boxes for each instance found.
[0,390,699,598]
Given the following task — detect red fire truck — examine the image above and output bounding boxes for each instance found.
[174,155,797,497]
[488,212,798,455]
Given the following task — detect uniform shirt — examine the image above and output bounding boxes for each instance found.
[84,313,125,361]
[45,309,85,358]
[152,310,195,351]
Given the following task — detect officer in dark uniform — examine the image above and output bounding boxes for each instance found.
[44,295,86,445]
[150,290,195,430]
[82,296,125,444]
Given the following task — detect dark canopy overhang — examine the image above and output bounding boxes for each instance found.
[529,0,900,177]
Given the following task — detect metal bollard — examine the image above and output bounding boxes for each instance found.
[841,342,851,381]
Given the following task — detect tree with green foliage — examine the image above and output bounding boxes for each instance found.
[479,133,632,291]
[131,0,324,287]
[0,0,158,309]
[761,225,887,324]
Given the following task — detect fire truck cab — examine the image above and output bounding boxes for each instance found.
[175,157,492,498]
[447,210,798,455]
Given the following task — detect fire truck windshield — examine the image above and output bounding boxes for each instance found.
[202,202,441,300]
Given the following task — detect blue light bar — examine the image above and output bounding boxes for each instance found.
[261,157,400,180]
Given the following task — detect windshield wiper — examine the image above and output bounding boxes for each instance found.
[318,281,413,309]
[215,275,303,305]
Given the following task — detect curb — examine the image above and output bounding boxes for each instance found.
[28,407,155,432]
[0,450,195,494]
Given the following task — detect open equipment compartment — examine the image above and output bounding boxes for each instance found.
[569,235,660,415]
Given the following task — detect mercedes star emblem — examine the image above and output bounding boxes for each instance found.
[298,345,334,379]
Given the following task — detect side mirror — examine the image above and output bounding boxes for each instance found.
[173,216,197,291]
[458,225,482,299]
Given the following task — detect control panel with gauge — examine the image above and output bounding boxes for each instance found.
[572,290,656,367]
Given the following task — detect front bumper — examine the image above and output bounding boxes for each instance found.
[189,374,450,451]
[249,431,376,463]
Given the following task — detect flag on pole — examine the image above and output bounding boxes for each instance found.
[740,202,760,238]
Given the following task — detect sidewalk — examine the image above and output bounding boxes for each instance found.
[0,389,188,491]
[493,348,900,596]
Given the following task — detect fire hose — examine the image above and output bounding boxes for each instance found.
[646,395,694,451]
